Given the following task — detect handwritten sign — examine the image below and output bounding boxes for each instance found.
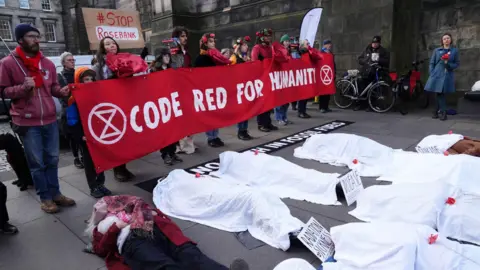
[415,146,443,154]
[82,8,145,50]
[339,170,363,206]
[298,217,335,262]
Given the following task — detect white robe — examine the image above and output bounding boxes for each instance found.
[211,151,341,205]
[153,170,304,251]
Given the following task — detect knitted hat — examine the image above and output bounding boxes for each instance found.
[15,23,40,42]
[323,39,332,45]
[372,35,381,43]
[280,34,290,43]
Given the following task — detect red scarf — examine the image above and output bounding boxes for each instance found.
[15,46,43,88]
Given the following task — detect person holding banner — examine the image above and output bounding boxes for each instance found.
[319,40,335,113]
[274,34,294,126]
[251,28,279,132]
[230,36,254,141]
[194,33,231,148]
[170,26,192,69]
[0,24,75,213]
[151,49,184,165]
[92,36,135,182]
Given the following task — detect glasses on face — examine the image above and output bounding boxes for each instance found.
[24,34,41,40]
[66,59,76,62]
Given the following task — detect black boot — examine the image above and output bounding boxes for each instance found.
[113,165,134,182]
[439,111,447,121]
[238,130,253,141]
[0,222,18,235]
[432,110,439,119]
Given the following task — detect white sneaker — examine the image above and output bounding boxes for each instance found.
[277,120,287,126]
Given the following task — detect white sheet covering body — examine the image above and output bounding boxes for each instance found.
[438,191,480,246]
[153,170,304,251]
[294,133,394,177]
[322,222,480,270]
[273,258,316,270]
[416,134,464,153]
[378,151,480,195]
[211,151,341,205]
[349,182,453,228]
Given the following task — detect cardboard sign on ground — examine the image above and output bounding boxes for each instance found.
[82,8,145,50]
[339,170,364,206]
[298,217,335,262]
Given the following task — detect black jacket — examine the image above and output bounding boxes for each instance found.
[358,45,390,72]
[194,54,216,68]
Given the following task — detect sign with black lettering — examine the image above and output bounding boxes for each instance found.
[298,217,335,262]
[339,170,363,206]
[415,146,442,154]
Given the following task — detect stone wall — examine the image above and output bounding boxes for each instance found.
[418,0,480,91]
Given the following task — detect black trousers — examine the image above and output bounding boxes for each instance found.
[256,111,272,127]
[70,124,104,190]
[0,181,8,226]
[319,95,331,110]
[0,133,33,189]
[297,99,308,114]
[122,225,228,270]
[160,143,178,158]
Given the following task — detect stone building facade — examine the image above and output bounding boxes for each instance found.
[0,0,65,57]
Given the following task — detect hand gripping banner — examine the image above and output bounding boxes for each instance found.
[73,54,335,172]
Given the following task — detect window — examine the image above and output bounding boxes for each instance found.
[44,23,56,42]
[154,0,172,14]
[0,20,12,40]
[19,18,35,27]
[0,0,5,7]
[41,0,51,11]
[19,0,30,9]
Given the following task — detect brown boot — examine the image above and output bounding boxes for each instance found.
[41,200,59,214]
[53,195,76,207]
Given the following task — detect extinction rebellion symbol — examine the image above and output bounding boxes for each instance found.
[88,103,127,145]
[320,65,333,85]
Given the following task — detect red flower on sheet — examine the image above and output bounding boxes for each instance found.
[254,149,259,155]
[448,130,453,134]
[446,197,456,205]
[428,234,438,244]
[444,151,449,156]
[195,173,201,178]
[353,159,358,164]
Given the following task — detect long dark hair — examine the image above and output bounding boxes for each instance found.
[441,33,453,47]
[96,36,120,66]
[153,48,172,71]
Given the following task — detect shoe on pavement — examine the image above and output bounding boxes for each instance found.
[53,195,76,207]
[214,137,225,147]
[41,200,60,213]
[298,113,311,119]
[267,124,279,131]
[171,154,183,163]
[163,155,174,166]
[277,120,287,126]
[238,131,253,141]
[0,222,18,235]
[258,125,271,132]
[432,110,439,119]
[208,138,224,148]
[439,111,447,121]
[90,187,104,199]
[230,258,249,270]
[74,157,84,169]
[99,185,112,196]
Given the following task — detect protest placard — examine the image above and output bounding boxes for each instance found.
[298,217,335,262]
[339,170,364,206]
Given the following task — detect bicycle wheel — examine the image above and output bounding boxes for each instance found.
[414,81,429,109]
[334,79,355,109]
[368,81,396,113]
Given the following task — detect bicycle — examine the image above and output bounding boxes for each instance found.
[390,59,429,115]
[334,64,396,113]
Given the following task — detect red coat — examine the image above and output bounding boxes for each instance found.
[92,211,193,270]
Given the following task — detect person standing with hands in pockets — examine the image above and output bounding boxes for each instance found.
[425,33,459,121]
[0,24,75,213]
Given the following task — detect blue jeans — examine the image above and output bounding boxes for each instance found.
[274,104,289,121]
[436,93,447,112]
[237,121,248,132]
[21,122,61,201]
[206,129,219,141]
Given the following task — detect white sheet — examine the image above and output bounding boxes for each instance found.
[152,170,304,251]
[438,191,480,246]
[323,222,480,270]
[416,134,464,154]
[294,133,395,177]
[211,151,341,205]
[349,182,453,228]
[273,258,316,270]
[378,151,480,195]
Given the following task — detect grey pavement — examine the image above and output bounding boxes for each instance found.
[1,105,480,270]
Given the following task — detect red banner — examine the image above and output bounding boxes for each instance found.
[73,54,335,172]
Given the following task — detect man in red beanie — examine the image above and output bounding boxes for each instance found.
[0,24,74,214]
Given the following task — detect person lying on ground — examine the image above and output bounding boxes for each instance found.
[84,195,250,270]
